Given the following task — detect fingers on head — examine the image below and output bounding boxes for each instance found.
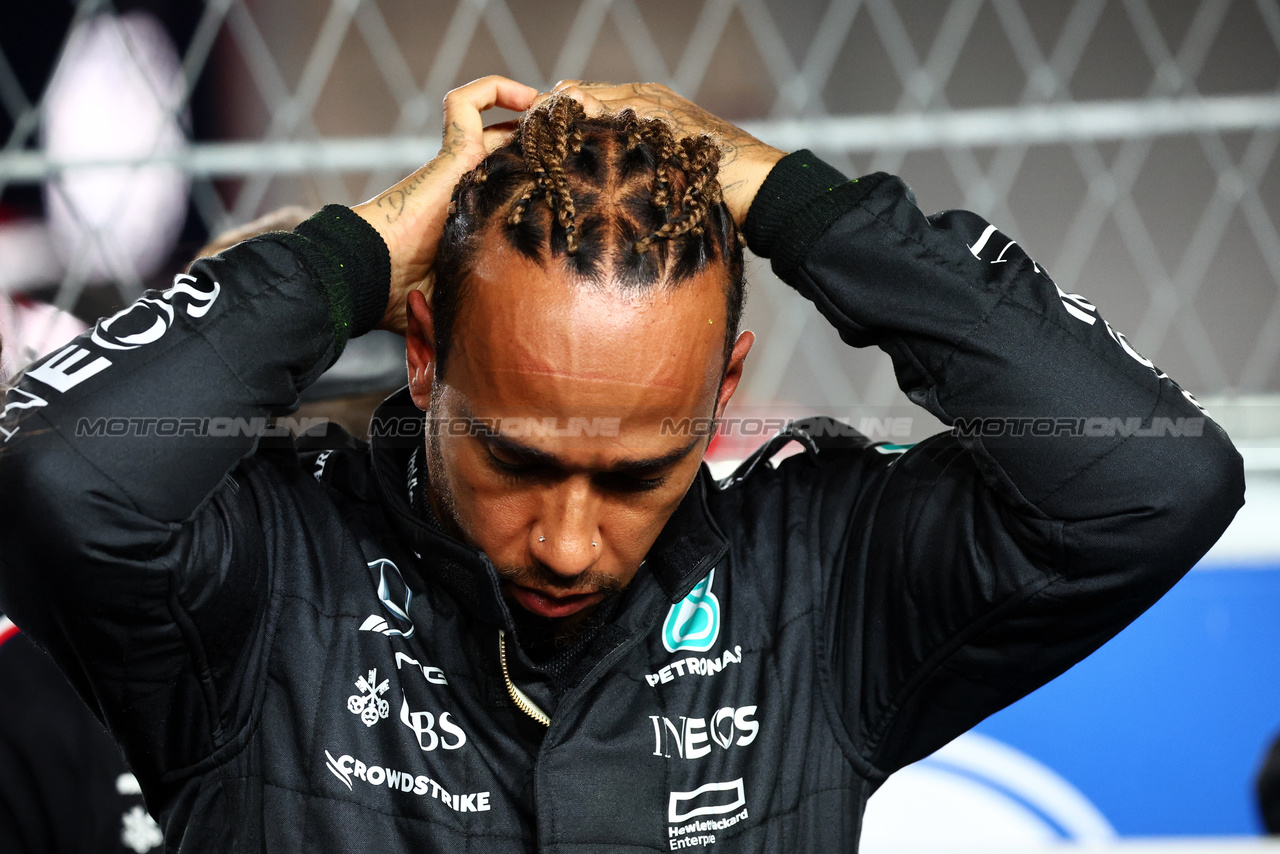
[444,75,538,115]
[563,87,607,116]
[536,85,607,117]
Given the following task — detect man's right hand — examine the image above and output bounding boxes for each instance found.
[354,75,537,335]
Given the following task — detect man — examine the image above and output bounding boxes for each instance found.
[0,76,1243,851]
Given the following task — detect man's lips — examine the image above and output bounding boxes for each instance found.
[508,585,604,619]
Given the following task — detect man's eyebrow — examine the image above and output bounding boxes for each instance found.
[612,436,705,472]
[479,425,703,473]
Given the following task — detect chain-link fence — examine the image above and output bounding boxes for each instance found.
[3,0,1279,444]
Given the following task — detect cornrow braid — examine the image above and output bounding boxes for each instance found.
[635,135,722,252]
[637,115,678,212]
[520,96,587,254]
[506,178,539,227]
[430,94,746,375]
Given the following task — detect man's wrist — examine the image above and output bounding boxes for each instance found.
[723,146,785,227]
[742,151,850,259]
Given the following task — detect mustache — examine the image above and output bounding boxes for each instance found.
[494,562,626,596]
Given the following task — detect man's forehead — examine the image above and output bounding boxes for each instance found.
[450,241,728,405]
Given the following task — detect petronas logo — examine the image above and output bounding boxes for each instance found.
[662,568,720,653]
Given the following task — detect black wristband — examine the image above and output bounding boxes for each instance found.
[289,205,392,353]
[742,150,849,258]
[743,152,893,282]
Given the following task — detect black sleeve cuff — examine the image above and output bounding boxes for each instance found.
[743,150,848,257]
[283,204,391,355]
[742,150,888,282]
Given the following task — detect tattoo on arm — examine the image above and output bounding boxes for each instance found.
[376,121,468,224]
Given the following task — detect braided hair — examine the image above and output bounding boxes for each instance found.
[431,95,745,374]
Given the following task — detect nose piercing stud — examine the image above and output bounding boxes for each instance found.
[536,536,596,546]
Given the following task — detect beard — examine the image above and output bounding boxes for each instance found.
[423,412,464,539]
[491,558,626,655]
[489,559,625,596]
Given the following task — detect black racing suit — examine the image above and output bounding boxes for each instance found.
[0,152,1244,852]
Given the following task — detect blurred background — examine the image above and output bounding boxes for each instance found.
[1,0,1279,850]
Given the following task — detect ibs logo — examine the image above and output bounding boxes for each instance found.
[663,568,720,653]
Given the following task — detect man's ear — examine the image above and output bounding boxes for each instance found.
[405,289,437,411]
[714,330,755,420]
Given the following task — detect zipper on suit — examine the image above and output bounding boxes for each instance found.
[498,629,551,727]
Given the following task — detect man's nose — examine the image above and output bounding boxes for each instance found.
[530,477,601,580]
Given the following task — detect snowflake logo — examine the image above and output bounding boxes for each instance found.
[347,668,390,726]
[120,805,163,852]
